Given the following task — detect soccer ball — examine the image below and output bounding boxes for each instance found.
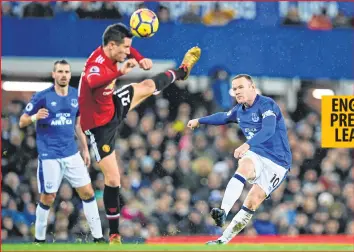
[130,8,159,38]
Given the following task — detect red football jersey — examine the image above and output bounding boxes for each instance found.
[78,46,121,131]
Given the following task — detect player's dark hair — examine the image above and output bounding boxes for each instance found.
[102,23,133,46]
[232,74,253,84]
[53,59,70,71]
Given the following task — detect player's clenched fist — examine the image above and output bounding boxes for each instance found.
[187,119,200,130]
[233,143,250,159]
[120,59,138,75]
[36,108,49,120]
[139,58,153,70]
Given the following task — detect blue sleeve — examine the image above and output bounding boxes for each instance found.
[247,101,277,146]
[23,93,44,116]
[246,116,276,146]
[198,107,238,125]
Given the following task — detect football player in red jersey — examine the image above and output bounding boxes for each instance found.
[78,23,201,244]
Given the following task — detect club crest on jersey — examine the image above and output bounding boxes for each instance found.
[102,145,110,153]
[71,99,78,108]
[251,113,259,122]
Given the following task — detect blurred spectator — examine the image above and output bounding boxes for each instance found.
[157,5,170,23]
[209,67,232,110]
[23,1,54,18]
[136,2,147,10]
[2,1,15,17]
[96,2,122,20]
[332,11,351,28]
[282,6,302,26]
[202,3,235,26]
[179,4,201,24]
[308,7,332,30]
[75,2,95,19]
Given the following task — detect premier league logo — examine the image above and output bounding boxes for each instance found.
[251,113,259,122]
[71,99,78,108]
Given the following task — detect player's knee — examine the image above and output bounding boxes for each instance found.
[237,158,256,179]
[244,186,266,210]
[79,190,95,201]
[76,185,95,200]
[40,193,56,206]
[141,79,156,94]
[244,195,262,211]
[105,179,120,187]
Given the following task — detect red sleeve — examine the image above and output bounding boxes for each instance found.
[85,64,123,89]
[129,47,144,62]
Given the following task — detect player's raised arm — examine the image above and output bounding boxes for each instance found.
[85,64,124,89]
[187,108,237,129]
[130,47,153,70]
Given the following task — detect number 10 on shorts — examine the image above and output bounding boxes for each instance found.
[270,173,280,188]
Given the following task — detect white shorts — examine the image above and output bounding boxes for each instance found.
[37,152,91,194]
[242,151,289,196]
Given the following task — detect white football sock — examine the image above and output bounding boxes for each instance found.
[35,203,50,240]
[220,206,254,243]
[221,173,246,216]
[82,197,103,239]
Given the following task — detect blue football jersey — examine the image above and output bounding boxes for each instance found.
[24,86,80,159]
[227,95,292,169]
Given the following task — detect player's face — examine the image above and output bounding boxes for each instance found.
[231,77,256,104]
[109,37,132,63]
[52,64,71,87]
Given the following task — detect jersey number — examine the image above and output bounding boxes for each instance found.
[270,173,280,188]
[117,90,130,107]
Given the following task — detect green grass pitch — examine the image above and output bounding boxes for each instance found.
[2,243,354,251]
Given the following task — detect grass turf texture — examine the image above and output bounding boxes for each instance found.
[2,243,354,252]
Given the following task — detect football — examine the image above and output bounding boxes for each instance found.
[130,8,159,38]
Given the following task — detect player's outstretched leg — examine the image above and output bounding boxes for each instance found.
[151,46,201,92]
[209,172,247,228]
[179,46,201,80]
[126,46,201,111]
[207,184,266,245]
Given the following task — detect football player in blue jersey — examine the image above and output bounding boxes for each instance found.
[19,60,104,243]
[187,74,292,244]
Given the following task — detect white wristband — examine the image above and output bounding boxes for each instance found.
[31,114,37,123]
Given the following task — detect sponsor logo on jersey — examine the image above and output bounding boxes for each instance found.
[102,144,111,153]
[103,80,115,96]
[51,113,73,126]
[51,101,57,107]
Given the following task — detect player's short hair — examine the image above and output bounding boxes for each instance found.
[232,74,253,84]
[102,23,133,46]
[53,59,70,72]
